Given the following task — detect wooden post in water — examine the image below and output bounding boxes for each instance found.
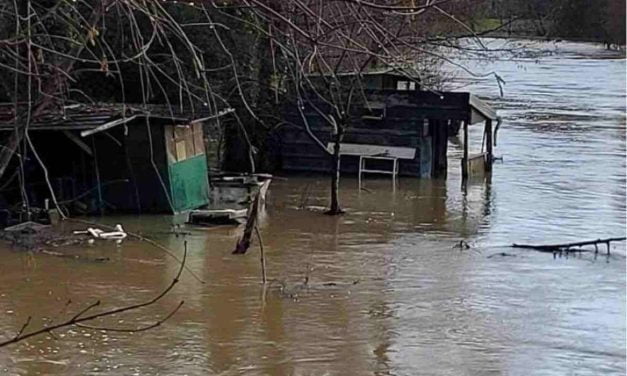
[432,119,449,178]
[485,119,493,172]
[461,120,468,180]
[255,225,267,284]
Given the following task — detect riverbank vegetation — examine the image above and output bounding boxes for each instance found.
[475,0,626,48]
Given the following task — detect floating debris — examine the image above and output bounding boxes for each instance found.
[188,209,247,226]
[73,224,127,241]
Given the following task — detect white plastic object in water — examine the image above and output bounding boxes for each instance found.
[73,224,127,241]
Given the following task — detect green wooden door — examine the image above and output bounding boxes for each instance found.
[169,155,209,212]
[164,123,209,213]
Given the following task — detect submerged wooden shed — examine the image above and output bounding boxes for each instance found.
[333,68,421,91]
[279,88,498,179]
[0,104,229,214]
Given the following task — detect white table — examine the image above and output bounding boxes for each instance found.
[326,143,416,187]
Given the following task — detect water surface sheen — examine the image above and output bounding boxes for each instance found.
[0,40,625,375]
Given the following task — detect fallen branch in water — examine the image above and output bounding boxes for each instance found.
[233,191,261,255]
[0,242,187,348]
[255,225,267,284]
[487,252,517,258]
[233,192,269,285]
[512,237,626,255]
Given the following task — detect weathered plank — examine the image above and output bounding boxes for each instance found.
[326,143,416,159]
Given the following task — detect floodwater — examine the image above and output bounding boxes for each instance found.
[0,40,625,375]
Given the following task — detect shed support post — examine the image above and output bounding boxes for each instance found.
[430,119,448,178]
[485,119,493,172]
[461,120,468,180]
[91,137,104,216]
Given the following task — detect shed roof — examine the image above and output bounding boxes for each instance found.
[306,67,421,80]
[364,90,498,123]
[469,94,498,122]
[0,103,232,134]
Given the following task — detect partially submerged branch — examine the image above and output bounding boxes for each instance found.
[0,241,188,348]
[255,224,267,284]
[512,237,626,255]
[233,190,262,255]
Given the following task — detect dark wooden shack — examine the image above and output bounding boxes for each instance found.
[279,87,498,179]
[0,104,226,214]
[334,69,421,91]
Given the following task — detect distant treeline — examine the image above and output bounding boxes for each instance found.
[478,0,626,46]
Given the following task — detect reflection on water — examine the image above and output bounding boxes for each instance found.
[0,40,625,375]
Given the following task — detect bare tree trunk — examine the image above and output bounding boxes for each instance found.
[327,126,344,215]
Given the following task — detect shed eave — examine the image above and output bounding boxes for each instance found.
[468,94,498,121]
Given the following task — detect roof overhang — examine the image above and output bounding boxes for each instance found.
[361,90,498,124]
[469,94,498,124]
[306,67,420,80]
[0,105,235,135]
[80,108,235,137]
[80,115,138,137]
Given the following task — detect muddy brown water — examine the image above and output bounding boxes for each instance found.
[1,40,625,375]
